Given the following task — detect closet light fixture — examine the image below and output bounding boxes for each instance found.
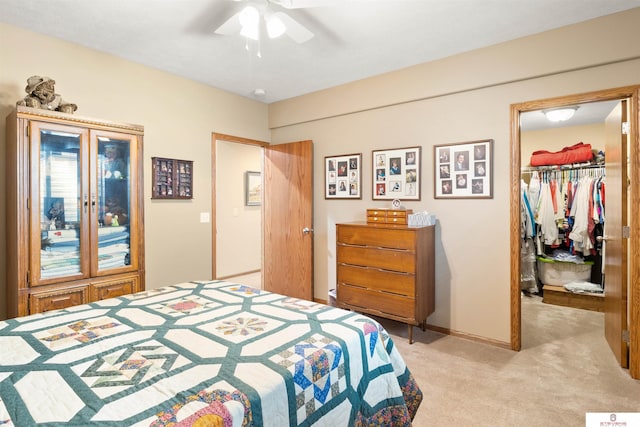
[542,106,579,122]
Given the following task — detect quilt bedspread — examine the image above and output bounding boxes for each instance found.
[0,280,422,426]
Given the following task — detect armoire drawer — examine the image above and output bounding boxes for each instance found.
[337,283,416,320]
[30,286,89,314]
[337,264,415,296]
[91,275,138,301]
[337,226,416,250]
[337,244,416,273]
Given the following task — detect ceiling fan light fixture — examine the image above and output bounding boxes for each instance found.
[542,106,579,122]
[239,5,260,40]
[266,13,286,39]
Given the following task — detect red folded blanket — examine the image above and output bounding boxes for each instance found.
[530,142,593,167]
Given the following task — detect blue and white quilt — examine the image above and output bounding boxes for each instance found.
[0,280,422,426]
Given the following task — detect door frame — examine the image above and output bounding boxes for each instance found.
[211,133,268,280]
[509,85,640,379]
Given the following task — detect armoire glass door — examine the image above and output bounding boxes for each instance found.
[93,134,136,274]
[33,123,89,284]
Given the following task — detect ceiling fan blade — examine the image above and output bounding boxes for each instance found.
[274,12,313,43]
[271,0,379,9]
[214,12,241,35]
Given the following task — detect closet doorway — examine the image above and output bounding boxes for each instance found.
[509,85,640,379]
[211,133,268,285]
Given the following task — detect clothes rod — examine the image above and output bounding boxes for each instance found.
[521,163,604,172]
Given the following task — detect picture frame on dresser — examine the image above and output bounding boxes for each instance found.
[434,139,493,199]
[372,146,421,200]
[325,153,362,199]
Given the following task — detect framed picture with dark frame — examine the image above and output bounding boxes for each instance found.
[434,139,493,199]
[151,157,193,199]
[324,153,362,199]
[371,146,421,200]
[245,171,261,206]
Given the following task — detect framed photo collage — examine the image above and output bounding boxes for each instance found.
[325,140,492,201]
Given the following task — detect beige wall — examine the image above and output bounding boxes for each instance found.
[521,123,605,167]
[215,141,262,277]
[0,23,270,321]
[269,8,640,344]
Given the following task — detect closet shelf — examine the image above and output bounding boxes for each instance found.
[521,162,604,172]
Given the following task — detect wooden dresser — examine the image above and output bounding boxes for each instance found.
[336,221,435,343]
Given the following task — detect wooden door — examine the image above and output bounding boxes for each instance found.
[604,100,628,367]
[263,140,314,300]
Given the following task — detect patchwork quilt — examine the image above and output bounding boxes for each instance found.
[0,280,422,426]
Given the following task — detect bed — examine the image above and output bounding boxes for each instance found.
[0,280,422,426]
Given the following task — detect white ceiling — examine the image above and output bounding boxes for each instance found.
[1,0,639,104]
[520,100,621,131]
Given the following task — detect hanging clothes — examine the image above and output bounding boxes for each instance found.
[523,166,605,257]
[520,179,538,292]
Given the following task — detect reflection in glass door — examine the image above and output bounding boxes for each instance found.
[96,136,132,271]
[39,128,82,279]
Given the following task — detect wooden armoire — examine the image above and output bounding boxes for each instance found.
[5,106,145,318]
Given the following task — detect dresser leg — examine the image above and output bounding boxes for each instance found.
[408,324,413,344]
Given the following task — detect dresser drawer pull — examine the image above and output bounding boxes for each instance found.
[377,268,411,275]
[338,241,412,252]
[337,242,366,248]
[338,263,368,269]
[375,246,410,252]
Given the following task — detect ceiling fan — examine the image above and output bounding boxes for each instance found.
[214,0,346,44]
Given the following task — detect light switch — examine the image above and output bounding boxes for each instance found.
[200,212,210,223]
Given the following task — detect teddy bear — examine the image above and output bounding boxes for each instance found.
[17,75,77,114]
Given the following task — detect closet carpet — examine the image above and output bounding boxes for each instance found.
[386,295,640,426]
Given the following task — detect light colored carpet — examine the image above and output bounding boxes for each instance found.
[382,294,640,426]
[225,274,640,425]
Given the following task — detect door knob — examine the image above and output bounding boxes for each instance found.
[596,235,608,242]
[302,227,314,234]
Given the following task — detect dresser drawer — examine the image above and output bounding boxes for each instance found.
[385,216,407,225]
[366,214,387,223]
[337,225,416,250]
[338,264,415,296]
[337,283,416,319]
[366,209,412,224]
[337,244,416,273]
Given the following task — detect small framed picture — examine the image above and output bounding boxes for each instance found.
[434,139,493,199]
[325,153,362,199]
[372,146,421,200]
[245,171,261,206]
